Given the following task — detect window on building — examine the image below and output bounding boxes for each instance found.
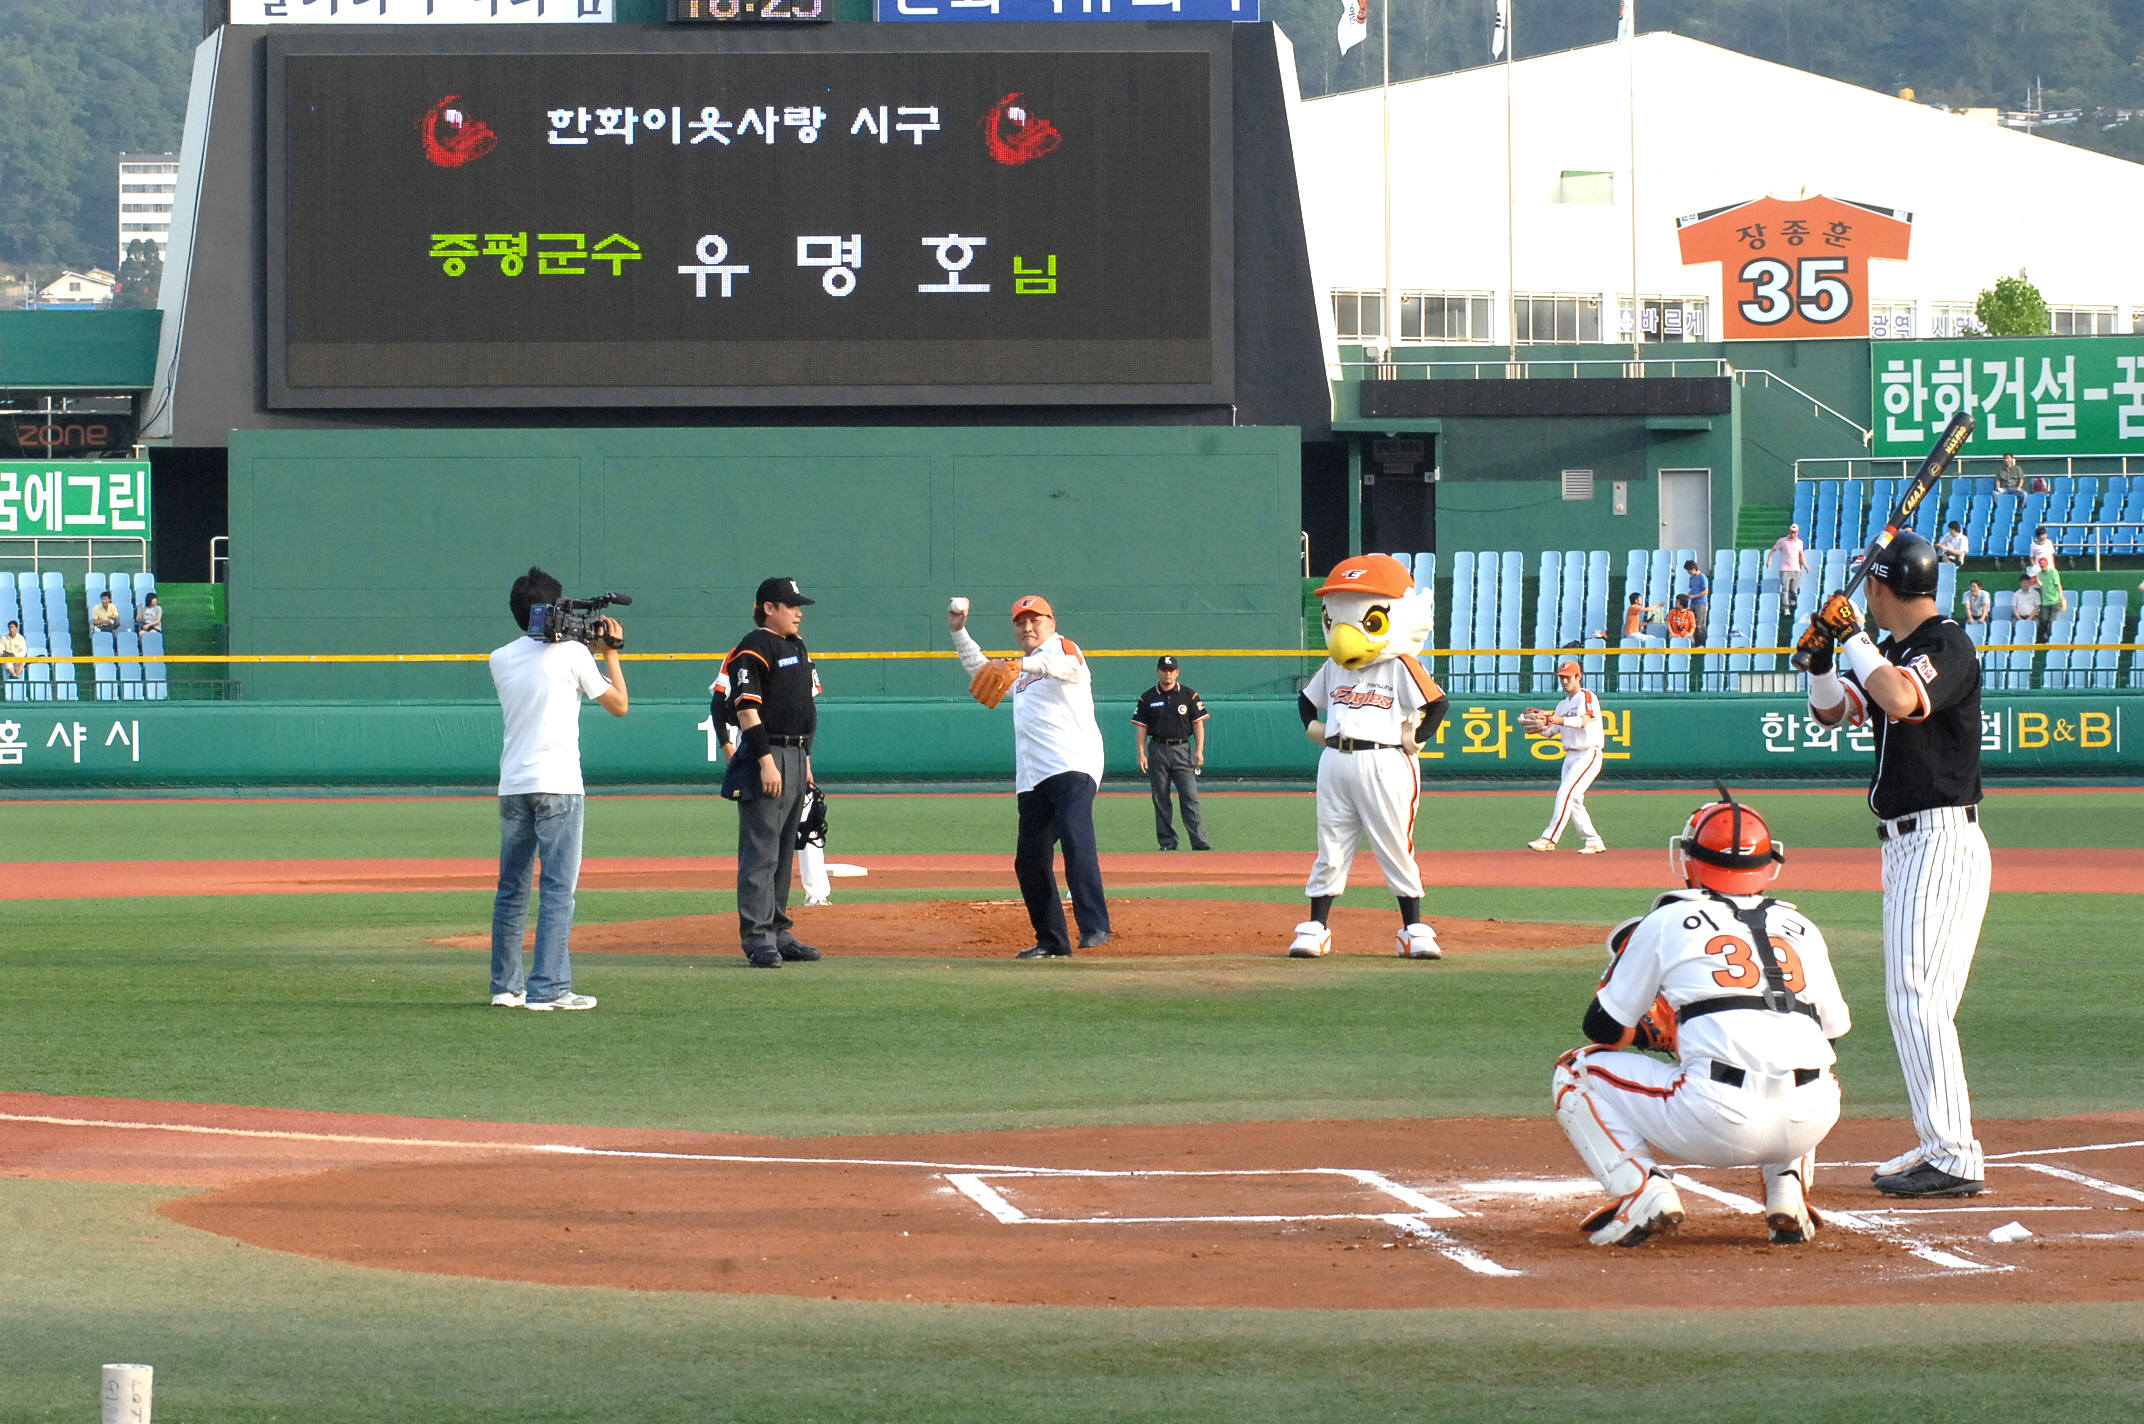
[2050,306,2117,336]
[1399,292,1492,343]
[1869,302,1916,339]
[1615,297,1708,343]
[1512,293,1601,344]
[1926,303,1981,337]
[1332,290,1384,343]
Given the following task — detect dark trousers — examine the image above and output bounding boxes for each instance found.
[736,744,808,958]
[1015,770,1109,952]
[1145,739,1208,849]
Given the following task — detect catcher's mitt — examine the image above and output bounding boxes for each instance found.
[1632,994,1679,1054]
[969,658,1021,709]
[797,784,829,848]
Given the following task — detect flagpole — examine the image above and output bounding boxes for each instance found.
[1381,0,1393,367]
[1627,1,1641,364]
[1504,0,1516,364]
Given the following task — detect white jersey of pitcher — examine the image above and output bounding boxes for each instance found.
[1548,686,1605,750]
[953,625,1104,793]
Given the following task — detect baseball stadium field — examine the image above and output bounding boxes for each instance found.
[3,784,2141,1422]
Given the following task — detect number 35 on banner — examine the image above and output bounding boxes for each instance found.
[1677,194,1912,341]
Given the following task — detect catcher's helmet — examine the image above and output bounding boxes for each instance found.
[1865,530,1941,598]
[1669,784,1785,896]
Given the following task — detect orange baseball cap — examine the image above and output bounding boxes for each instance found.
[1557,659,1583,678]
[1315,553,1414,599]
[1011,595,1055,621]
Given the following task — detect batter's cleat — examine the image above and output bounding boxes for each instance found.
[1586,1170,1685,1247]
[1527,837,1557,853]
[1871,1146,1927,1180]
[1016,944,1072,959]
[1288,921,1333,958]
[525,992,598,1011]
[1396,923,1442,960]
[1078,930,1114,949]
[490,991,526,1008]
[1764,1170,1818,1245]
[1578,840,1609,854]
[778,940,822,962]
[1873,1162,1988,1198]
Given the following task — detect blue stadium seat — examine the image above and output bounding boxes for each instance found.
[84,572,106,602]
[117,630,144,700]
[143,630,168,700]
[1791,483,1815,541]
[1449,552,1475,691]
[1935,562,1957,618]
[92,632,119,699]
[1532,551,1561,693]
[1497,551,1523,693]
[1812,484,1838,550]
[40,571,62,596]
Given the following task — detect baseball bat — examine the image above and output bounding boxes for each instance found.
[1791,409,1976,671]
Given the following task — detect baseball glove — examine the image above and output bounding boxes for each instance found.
[969,658,1021,709]
[1632,994,1679,1055]
[1519,707,1552,735]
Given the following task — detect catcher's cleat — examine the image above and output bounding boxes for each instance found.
[1586,1170,1685,1247]
[1527,837,1557,853]
[1873,1162,1988,1198]
[1764,1170,1817,1245]
[1288,921,1333,958]
[1578,840,1608,854]
[1396,923,1441,960]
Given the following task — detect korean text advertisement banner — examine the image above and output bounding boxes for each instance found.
[877,0,1257,21]
[1872,337,2144,458]
[233,1,611,23]
[0,462,150,538]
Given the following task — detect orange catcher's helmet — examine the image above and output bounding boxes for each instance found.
[1668,784,1785,895]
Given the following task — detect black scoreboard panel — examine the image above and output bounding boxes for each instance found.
[265,28,1231,407]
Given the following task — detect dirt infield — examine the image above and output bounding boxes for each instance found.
[14,848,2141,898]
[432,899,1605,959]
[4,1094,2139,1311]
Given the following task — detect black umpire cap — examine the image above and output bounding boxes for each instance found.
[1866,532,1941,598]
[754,576,815,607]
[1157,655,1179,670]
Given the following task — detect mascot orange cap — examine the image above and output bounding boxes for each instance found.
[1315,554,1415,600]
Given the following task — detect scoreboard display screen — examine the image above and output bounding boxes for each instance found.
[265,29,1231,408]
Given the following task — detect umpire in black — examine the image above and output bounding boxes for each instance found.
[721,576,822,969]
[1132,655,1211,851]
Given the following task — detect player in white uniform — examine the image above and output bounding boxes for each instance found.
[711,666,831,904]
[951,593,1110,958]
[1523,660,1607,854]
[1293,555,1450,961]
[1553,789,1851,1247]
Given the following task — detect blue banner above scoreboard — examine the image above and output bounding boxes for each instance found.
[876,0,1257,22]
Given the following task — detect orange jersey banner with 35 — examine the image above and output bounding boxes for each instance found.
[1676,195,1911,341]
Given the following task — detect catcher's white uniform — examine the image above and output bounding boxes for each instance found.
[1537,688,1605,848]
[1556,889,1851,1241]
[1300,656,1437,899]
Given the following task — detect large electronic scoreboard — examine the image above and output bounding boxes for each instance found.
[265,27,1232,407]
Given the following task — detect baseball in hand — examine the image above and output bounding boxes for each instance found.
[949,597,969,615]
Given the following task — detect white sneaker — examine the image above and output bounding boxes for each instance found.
[490,991,525,1008]
[526,992,597,1011]
[1587,1170,1685,1247]
[1396,923,1441,960]
[1578,840,1608,854]
[1288,921,1333,958]
[1527,837,1556,852]
[1765,1169,1817,1245]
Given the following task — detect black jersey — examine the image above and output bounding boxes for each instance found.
[1846,615,1982,820]
[1132,684,1208,741]
[722,628,817,741]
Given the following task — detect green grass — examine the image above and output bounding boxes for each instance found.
[3,787,2141,861]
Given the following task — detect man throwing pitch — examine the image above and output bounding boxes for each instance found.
[1804,530,1992,1197]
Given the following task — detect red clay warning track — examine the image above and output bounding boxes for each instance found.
[5,1094,2140,1311]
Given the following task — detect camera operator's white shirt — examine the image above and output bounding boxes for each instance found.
[491,637,610,796]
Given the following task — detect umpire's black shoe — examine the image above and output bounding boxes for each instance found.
[1016,944,1072,959]
[1191,841,1213,851]
[778,940,822,962]
[748,951,784,969]
[1078,930,1113,950]
[1158,842,1179,851]
[1873,1163,1988,1197]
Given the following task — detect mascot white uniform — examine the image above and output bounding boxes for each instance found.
[1292,554,1450,959]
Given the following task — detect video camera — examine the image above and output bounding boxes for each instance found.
[528,592,632,649]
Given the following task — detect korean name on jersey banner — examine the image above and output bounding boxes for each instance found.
[1872,336,2144,458]
[1676,195,1910,342]
[877,0,1257,20]
[232,0,612,22]
[0,462,150,538]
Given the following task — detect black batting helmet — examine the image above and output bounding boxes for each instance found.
[1866,530,1941,598]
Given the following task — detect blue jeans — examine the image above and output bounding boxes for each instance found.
[491,793,585,1002]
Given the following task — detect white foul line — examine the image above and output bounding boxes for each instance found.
[1669,1169,2012,1275]
[2008,1161,2144,1204]
[1383,1215,1525,1277]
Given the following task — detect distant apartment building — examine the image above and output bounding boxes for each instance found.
[117,152,178,260]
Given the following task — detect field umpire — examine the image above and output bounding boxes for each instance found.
[1804,530,1991,1197]
[1132,656,1211,851]
[721,576,822,970]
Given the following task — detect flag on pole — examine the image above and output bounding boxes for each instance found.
[1338,0,1368,55]
[1491,0,1507,58]
[1617,0,1632,42]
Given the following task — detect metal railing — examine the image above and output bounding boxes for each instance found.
[1795,453,2144,482]
[0,536,149,577]
[1332,356,1732,380]
[2035,521,2144,570]
[210,535,228,584]
[1734,369,1870,442]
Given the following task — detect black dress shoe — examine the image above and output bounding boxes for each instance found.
[1873,1162,1988,1197]
[1191,841,1213,851]
[1015,945,1072,959]
[748,951,784,969]
[778,940,822,962]
[1078,930,1113,949]
[1158,843,1179,851]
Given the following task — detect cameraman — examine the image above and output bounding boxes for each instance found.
[487,567,628,1010]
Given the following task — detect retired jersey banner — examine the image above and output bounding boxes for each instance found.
[1871,336,2144,457]
[1677,195,1910,342]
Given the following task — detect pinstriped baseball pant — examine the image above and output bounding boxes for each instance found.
[1881,818,1992,1180]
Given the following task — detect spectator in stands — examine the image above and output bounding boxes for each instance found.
[1994,453,2026,496]
[1621,592,1660,639]
[2029,526,2055,572]
[91,591,120,635]
[1938,522,1970,565]
[134,592,161,635]
[1,620,25,681]
[1665,594,1698,641]
[2035,557,2066,640]
[1682,559,1710,644]
[2011,574,2041,639]
[1964,579,1991,633]
[1766,523,1806,613]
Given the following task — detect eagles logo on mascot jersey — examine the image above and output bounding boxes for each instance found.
[1291,555,1451,960]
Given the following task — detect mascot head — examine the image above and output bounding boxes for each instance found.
[1316,554,1433,670]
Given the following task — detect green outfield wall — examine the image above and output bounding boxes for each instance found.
[2,693,2134,788]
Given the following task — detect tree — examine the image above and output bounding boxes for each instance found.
[1975,275,2051,336]
[111,238,162,309]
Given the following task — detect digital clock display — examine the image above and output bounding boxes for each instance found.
[670,0,829,22]
[265,27,1230,408]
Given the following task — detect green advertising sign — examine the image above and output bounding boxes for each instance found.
[0,460,150,538]
[1871,336,2144,458]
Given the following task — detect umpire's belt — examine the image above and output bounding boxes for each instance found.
[762,734,811,748]
[1326,736,1399,752]
[1707,1062,1823,1091]
[1877,804,1978,841]
[1155,737,1189,745]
